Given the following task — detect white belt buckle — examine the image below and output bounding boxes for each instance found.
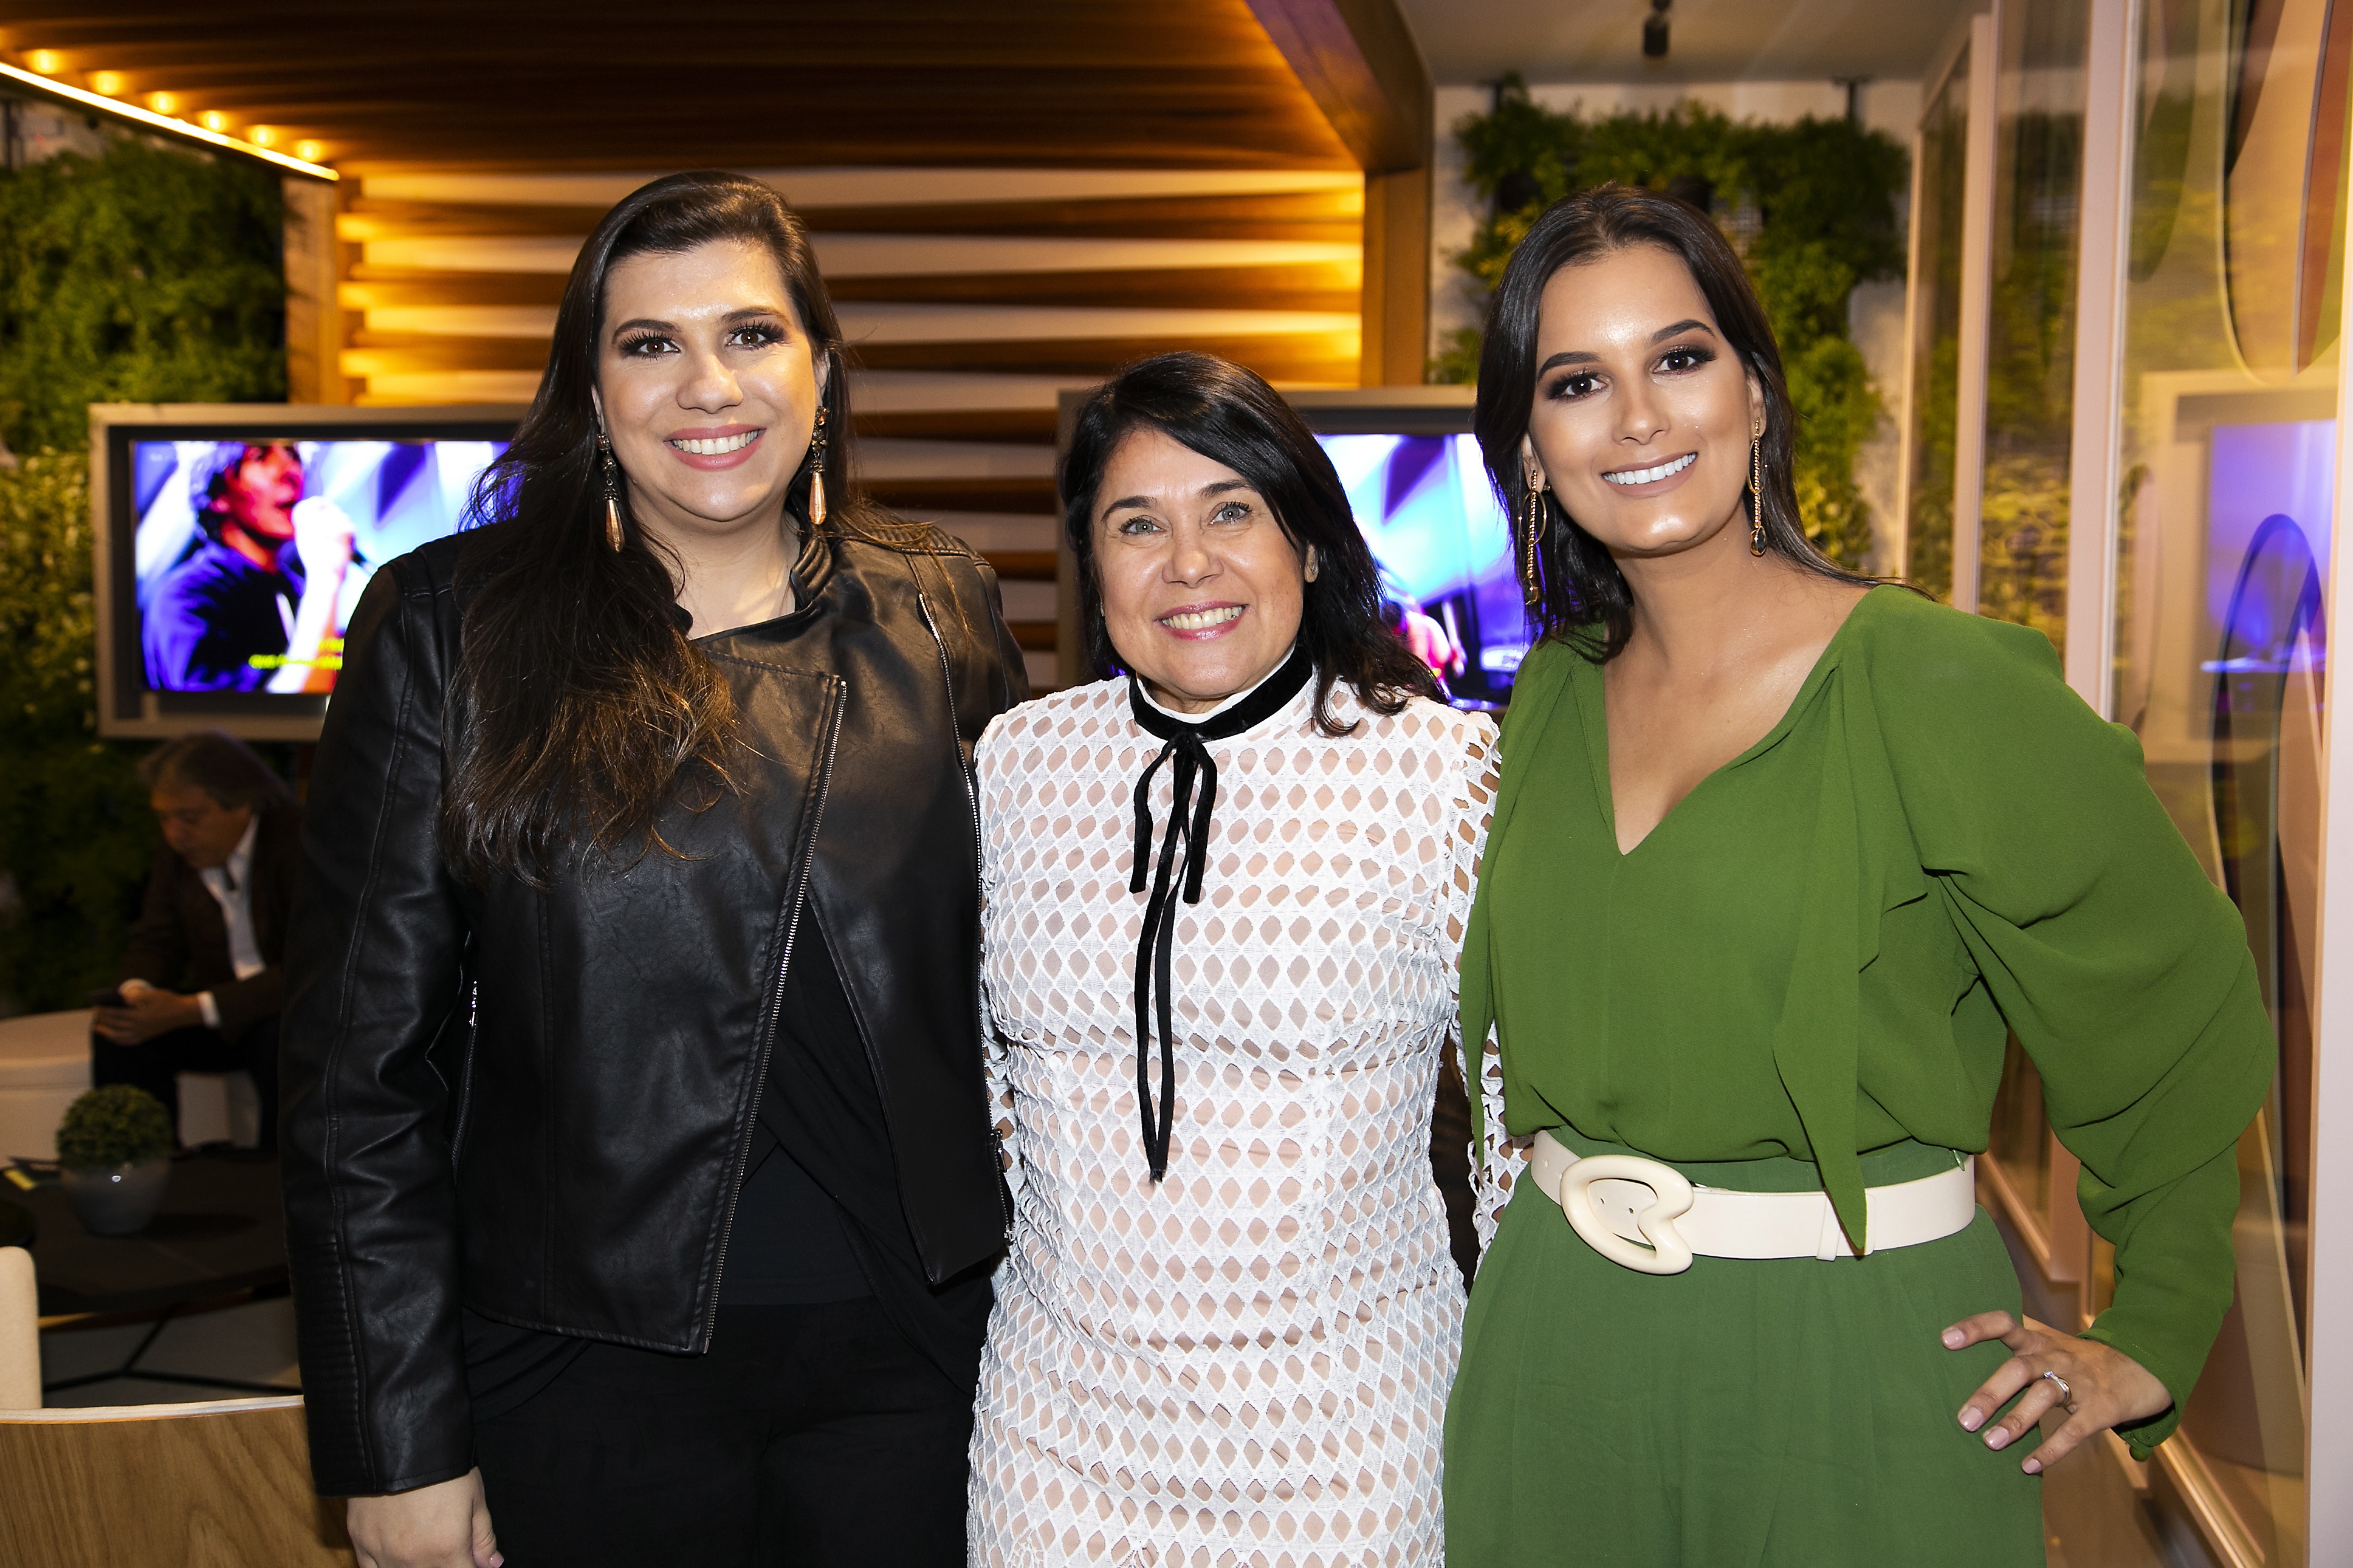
[1555,1154,1695,1275]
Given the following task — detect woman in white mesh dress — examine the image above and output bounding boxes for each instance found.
[967,353,1508,1567]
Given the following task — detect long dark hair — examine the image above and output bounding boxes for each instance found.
[1474,183,1872,662]
[1060,352,1438,736]
[444,171,859,885]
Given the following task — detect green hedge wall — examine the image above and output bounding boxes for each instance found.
[0,135,287,1013]
[1434,82,1908,572]
[0,137,285,454]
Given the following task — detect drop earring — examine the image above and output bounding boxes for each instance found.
[599,432,625,551]
[1748,424,1766,557]
[1521,478,1547,609]
[807,405,829,528]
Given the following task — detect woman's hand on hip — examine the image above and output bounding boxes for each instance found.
[1942,1310,2170,1473]
[347,1468,501,1568]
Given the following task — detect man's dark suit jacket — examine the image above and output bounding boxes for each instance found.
[117,796,303,1040]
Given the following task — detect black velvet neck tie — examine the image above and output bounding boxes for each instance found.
[1125,645,1316,1181]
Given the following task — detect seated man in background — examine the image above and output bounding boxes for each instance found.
[92,730,300,1152]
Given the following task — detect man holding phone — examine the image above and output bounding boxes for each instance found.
[92,730,301,1152]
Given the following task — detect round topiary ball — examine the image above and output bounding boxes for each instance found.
[57,1084,174,1169]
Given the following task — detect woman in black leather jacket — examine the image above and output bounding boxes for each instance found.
[281,173,1026,1568]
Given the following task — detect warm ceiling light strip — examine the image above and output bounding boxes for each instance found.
[0,58,337,181]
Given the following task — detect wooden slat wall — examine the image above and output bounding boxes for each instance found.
[328,168,1366,691]
[0,1,1361,174]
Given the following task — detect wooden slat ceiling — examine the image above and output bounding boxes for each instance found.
[0,1,1415,691]
[341,265,1355,315]
[343,265,1363,314]
[0,0,1358,173]
[337,192,1364,242]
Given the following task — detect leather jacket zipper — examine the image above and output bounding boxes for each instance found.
[702,676,845,1348]
[450,978,480,1165]
[915,587,1017,1244]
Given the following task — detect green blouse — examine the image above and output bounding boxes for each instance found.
[1460,585,2275,1452]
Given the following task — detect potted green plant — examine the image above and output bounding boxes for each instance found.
[56,1085,173,1234]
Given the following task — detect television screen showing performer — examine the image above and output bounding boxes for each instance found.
[132,437,507,694]
[1317,431,1527,708]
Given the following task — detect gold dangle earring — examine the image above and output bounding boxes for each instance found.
[599,432,625,551]
[806,405,830,528]
[1748,423,1766,556]
[1521,478,1547,609]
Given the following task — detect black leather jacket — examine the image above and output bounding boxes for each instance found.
[281,515,1028,1496]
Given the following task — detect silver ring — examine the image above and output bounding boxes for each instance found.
[2041,1370,2078,1414]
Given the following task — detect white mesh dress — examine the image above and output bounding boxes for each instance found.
[966,667,1507,1568]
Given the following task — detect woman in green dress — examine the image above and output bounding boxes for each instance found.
[1441,184,2275,1564]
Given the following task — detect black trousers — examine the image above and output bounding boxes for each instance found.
[89,1015,280,1151]
[473,1301,974,1567]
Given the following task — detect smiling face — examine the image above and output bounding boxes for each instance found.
[593,238,826,546]
[1522,243,1763,564]
[1093,425,1310,714]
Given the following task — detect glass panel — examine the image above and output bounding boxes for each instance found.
[1977,3,2091,1278]
[1906,48,1973,601]
[1977,0,2088,650]
[2109,0,2345,1559]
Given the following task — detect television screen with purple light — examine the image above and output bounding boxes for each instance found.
[1316,431,1526,708]
[95,406,526,740]
[131,437,507,693]
[2204,419,2333,691]
[1262,389,1520,710]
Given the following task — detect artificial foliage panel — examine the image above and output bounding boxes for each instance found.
[0,137,285,456]
[1434,81,1908,573]
[0,451,153,1012]
[0,135,287,1013]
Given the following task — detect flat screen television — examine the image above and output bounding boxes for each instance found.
[92,404,526,740]
[1054,386,1524,707]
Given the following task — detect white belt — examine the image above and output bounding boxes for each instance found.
[1528,1130,1977,1275]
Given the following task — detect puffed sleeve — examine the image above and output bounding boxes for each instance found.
[1441,713,1520,1257]
[1875,603,2274,1456]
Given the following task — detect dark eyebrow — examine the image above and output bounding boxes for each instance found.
[1101,479,1255,515]
[606,306,791,341]
[1536,318,1719,374]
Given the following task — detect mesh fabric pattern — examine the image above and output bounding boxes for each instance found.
[968,677,1497,1567]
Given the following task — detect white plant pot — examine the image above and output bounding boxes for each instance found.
[61,1157,171,1235]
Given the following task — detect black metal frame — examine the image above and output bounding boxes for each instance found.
[41,1292,297,1399]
